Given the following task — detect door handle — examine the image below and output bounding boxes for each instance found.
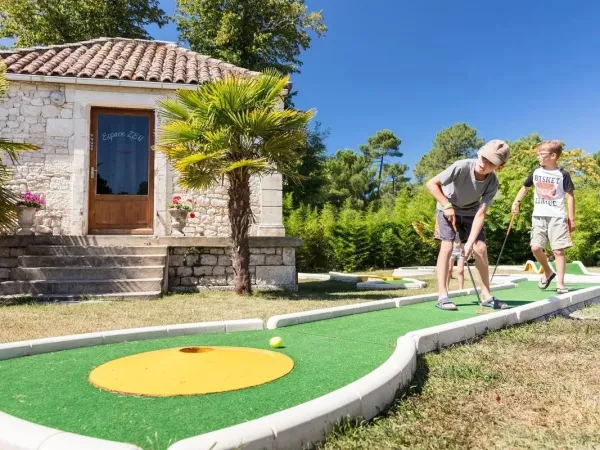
[90,167,95,179]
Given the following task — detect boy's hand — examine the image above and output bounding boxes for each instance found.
[568,218,576,232]
[462,241,474,260]
[443,207,456,226]
[511,201,520,214]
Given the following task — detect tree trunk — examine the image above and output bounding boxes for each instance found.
[378,155,384,194]
[228,170,252,295]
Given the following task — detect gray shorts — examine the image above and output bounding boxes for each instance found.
[435,210,485,243]
[531,216,572,250]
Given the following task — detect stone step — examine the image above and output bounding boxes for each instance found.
[18,255,166,268]
[25,245,167,256]
[11,266,165,281]
[0,279,163,295]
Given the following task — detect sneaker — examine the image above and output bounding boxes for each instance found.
[436,297,458,311]
[480,296,510,310]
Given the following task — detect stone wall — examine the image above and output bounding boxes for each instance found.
[0,82,75,235]
[0,246,24,281]
[0,80,283,237]
[170,176,261,237]
[168,246,296,291]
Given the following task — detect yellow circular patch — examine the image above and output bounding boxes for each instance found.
[89,346,294,397]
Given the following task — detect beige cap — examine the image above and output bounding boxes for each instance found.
[477,139,510,166]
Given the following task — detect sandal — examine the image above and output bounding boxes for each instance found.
[436,297,458,311]
[481,296,510,310]
[556,287,569,295]
[538,272,556,290]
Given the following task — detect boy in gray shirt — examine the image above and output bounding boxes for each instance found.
[426,140,511,311]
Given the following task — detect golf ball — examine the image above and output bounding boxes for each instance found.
[269,336,283,348]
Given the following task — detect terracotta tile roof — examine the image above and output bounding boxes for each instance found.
[0,38,259,85]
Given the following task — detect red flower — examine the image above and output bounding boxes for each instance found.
[189,212,196,219]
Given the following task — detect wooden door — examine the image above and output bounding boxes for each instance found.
[88,108,154,234]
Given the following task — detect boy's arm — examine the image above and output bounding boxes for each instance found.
[426,175,455,224]
[512,186,529,214]
[566,191,576,231]
[563,171,576,232]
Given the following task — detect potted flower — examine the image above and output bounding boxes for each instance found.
[16,192,44,235]
[167,196,194,236]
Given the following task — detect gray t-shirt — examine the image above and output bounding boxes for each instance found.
[435,159,498,216]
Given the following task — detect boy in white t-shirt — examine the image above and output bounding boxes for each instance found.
[512,140,576,294]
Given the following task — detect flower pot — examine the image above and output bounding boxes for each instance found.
[17,206,36,235]
[168,209,189,236]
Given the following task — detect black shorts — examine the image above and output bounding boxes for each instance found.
[435,210,485,244]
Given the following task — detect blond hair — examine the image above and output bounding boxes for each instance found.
[536,140,564,158]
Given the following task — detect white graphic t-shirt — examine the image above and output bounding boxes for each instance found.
[524,167,574,218]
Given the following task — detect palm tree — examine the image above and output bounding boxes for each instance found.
[0,61,39,232]
[158,70,314,295]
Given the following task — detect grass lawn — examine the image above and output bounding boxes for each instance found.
[320,315,600,450]
[1,273,449,343]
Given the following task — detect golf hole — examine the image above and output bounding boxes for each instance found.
[179,347,213,354]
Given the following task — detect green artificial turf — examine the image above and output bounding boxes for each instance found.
[0,282,595,449]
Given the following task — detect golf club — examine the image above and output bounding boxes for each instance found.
[490,213,517,283]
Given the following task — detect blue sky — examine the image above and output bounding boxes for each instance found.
[3,1,600,177]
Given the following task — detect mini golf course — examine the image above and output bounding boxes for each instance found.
[0,281,599,449]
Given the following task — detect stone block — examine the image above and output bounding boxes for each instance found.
[20,105,42,116]
[0,257,17,268]
[261,189,282,207]
[283,248,295,266]
[198,254,216,265]
[185,254,198,266]
[46,118,73,137]
[210,248,225,255]
[256,266,296,287]
[265,255,283,265]
[180,277,198,286]
[260,173,282,190]
[249,254,265,266]
[218,255,231,266]
[169,255,184,267]
[194,266,213,276]
[213,266,226,276]
[177,266,193,277]
[172,247,188,255]
[42,105,59,118]
[9,247,25,257]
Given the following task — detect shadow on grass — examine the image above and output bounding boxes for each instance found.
[259,280,414,302]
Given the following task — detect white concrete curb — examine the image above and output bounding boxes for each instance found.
[267,283,517,329]
[266,299,398,329]
[0,411,141,450]
[357,277,427,290]
[167,336,417,450]
[0,319,264,361]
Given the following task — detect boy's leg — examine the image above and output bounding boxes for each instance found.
[553,249,566,289]
[473,241,492,299]
[531,217,554,287]
[457,256,465,290]
[549,217,573,292]
[460,216,509,309]
[435,210,457,310]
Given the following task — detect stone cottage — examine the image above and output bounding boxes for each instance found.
[0,38,299,296]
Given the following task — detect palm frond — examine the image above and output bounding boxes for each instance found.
[173,151,225,173]
[220,159,270,174]
[158,121,201,146]
[0,139,40,164]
